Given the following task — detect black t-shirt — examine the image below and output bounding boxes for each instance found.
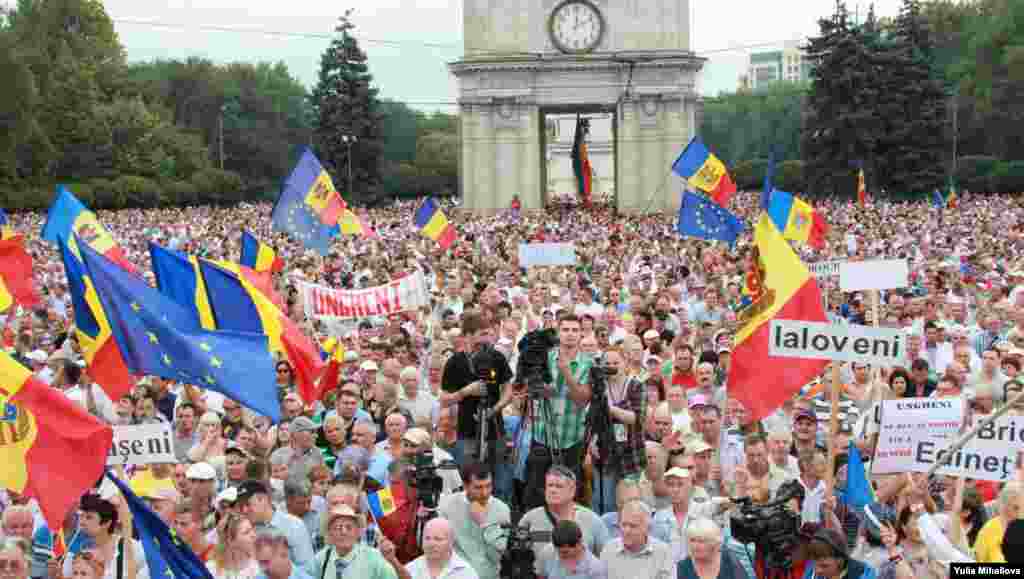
[441,350,513,440]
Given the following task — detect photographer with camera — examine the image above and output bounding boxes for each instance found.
[523,315,594,510]
[399,428,462,500]
[438,463,510,579]
[439,311,516,472]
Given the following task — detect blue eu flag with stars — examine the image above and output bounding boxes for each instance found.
[677,190,746,248]
[77,239,282,422]
[106,473,214,579]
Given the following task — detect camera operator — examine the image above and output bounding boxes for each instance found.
[439,311,515,470]
[803,528,877,579]
[399,428,463,498]
[587,347,647,516]
[523,315,594,510]
[539,520,608,579]
[438,463,510,579]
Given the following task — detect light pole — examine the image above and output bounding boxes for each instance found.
[219,104,227,170]
[341,134,357,195]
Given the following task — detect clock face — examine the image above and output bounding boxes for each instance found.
[549,0,604,54]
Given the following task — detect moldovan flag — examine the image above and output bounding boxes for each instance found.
[857,169,868,207]
[41,186,135,273]
[414,198,457,250]
[0,235,40,312]
[240,230,284,273]
[726,214,829,421]
[0,351,114,529]
[0,208,13,239]
[766,190,829,250]
[672,136,737,208]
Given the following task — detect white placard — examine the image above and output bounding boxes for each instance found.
[769,319,907,366]
[839,259,909,291]
[808,260,842,279]
[107,423,175,466]
[518,243,577,268]
[873,399,1023,481]
[872,398,963,474]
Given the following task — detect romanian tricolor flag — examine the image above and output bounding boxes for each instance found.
[414,198,457,250]
[0,350,114,529]
[0,209,13,239]
[571,116,593,208]
[149,245,325,404]
[0,235,40,312]
[239,230,284,274]
[339,204,378,239]
[727,214,829,421]
[60,242,135,401]
[41,186,135,272]
[857,168,868,207]
[672,136,737,208]
[767,190,829,250]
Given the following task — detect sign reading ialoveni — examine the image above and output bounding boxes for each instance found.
[768,319,906,366]
[107,423,176,465]
[300,270,430,321]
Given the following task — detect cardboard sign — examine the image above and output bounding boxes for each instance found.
[107,423,176,466]
[839,259,909,291]
[873,398,1023,482]
[769,320,907,366]
[300,270,430,321]
[808,260,842,279]
[518,243,577,268]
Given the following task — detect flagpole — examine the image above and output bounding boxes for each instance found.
[641,169,676,215]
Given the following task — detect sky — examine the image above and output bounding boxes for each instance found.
[20,0,905,111]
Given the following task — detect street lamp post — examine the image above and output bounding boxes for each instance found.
[341,134,358,195]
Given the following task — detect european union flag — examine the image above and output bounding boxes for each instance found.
[932,189,944,208]
[270,148,339,255]
[106,473,214,579]
[77,240,282,422]
[677,190,745,248]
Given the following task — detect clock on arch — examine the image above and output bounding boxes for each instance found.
[548,0,605,54]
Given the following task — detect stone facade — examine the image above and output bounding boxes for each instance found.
[450,0,704,213]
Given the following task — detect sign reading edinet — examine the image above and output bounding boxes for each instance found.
[769,319,906,366]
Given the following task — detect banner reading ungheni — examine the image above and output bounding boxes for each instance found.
[299,270,430,321]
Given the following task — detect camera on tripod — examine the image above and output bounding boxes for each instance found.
[515,329,559,397]
[408,450,445,509]
[729,479,805,570]
[495,523,541,579]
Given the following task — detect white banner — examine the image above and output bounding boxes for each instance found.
[107,423,176,466]
[839,259,909,291]
[872,398,1022,481]
[518,243,577,268]
[300,270,430,322]
[769,319,907,366]
[808,260,842,279]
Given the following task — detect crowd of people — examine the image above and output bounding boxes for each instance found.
[2,189,1024,579]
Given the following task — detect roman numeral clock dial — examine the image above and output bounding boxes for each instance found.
[548,0,604,55]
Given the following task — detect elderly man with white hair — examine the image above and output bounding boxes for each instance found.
[599,500,673,579]
[397,366,438,428]
[405,518,478,579]
[677,518,746,579]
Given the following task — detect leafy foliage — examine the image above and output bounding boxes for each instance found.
[310,10,385,206]
[700,82,807,166]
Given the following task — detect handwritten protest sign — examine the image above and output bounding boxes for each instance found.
[107,423,175,465]
[518,243,577,268]
[873,398,1023,482]
[299,270,430,322]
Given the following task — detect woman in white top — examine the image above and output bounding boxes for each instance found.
[207,513,260,579]
[59,494,148,579]
[189,412,228,476]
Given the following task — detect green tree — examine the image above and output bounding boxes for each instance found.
[310,10,385,205]
[700,81,806,166]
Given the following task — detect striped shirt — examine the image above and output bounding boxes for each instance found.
[530,351,592,450]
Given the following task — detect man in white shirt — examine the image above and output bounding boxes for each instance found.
[405,518,479,579]
[61,361,116,423]
[397,366,438,429]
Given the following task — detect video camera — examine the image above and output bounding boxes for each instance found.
[515,329,559,398]
[406,450,460,510]
[495,523,549,579]
[729,480,805,570]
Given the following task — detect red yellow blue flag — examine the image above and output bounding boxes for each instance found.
[41,186,135,272]
[414,198,456,250]
[672,137,737,207]
[240,230,284,273]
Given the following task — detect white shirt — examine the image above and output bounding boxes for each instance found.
[405,553,479,579]
[62,539,150,579]
[63,383,117,423]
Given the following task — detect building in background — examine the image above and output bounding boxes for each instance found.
[744,40,811,92]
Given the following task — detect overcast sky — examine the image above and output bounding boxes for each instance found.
[25,0,905,111]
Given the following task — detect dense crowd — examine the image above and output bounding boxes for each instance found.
[2,190,1024,579]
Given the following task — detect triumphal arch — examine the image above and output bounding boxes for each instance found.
[449,0,704,213]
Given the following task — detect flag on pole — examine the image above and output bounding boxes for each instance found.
[676,190,745,248]
[414,198,457,250]
[726,214,830,421]
[239,230,284,273]
[672,136,737,207]
[571,116,593,208]
[0,235,39,312]
[270,149,343,254]
[767,190,829,250]
[857,168,868,207]
[41,186,135,272]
